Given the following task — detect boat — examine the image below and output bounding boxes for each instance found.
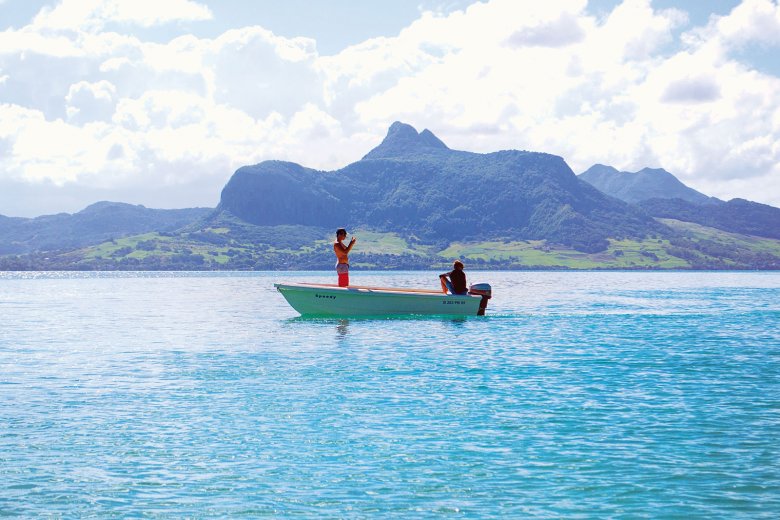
[274,282,492,317]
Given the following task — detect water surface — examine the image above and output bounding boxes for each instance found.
[1,271,779,517]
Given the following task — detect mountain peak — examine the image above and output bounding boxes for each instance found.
[387,121,418,139]
[636,167,674,179]
[362,121,449,160]
[579,164,711,204]
[79,201,145,215]
[581,164,619,177]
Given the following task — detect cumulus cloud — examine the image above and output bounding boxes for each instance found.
[661,77,721,103]
[33,0,213,31]
[0,0,338,215]
[0,0,779,217]
[66,80,117,123]
[506,13,585,48]
[207,27,321,119]
[711,0,780,47]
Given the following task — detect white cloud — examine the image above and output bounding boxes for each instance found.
[33,0,212,32]
[713,0,780,47]
[0,0,779,216]
[660,76,721,103]
[206,27,321,119]
[66,79,117,123]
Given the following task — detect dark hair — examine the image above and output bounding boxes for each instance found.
[336,228,347,238]
[453,260,464,270]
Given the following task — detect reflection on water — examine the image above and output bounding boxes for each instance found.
[330,316,469,340]
[286,314,472,341]
[336,319,350,338]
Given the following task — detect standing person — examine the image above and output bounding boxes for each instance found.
[439,260,468,295]
[334,228,356,287]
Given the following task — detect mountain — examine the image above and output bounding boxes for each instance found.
[639,197,780,240]
[576,164,779,240]
[2,122,779,271]
[216,122,665,253]
[0,202,211,255]
[362,121,449,159]
[579,164,714,204]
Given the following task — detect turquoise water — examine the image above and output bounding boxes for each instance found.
[1,271,779,518]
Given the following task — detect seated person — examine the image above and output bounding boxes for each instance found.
[439,260,468,295]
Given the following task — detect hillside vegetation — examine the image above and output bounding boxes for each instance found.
[3,215,778,271]
[0,202,210,255]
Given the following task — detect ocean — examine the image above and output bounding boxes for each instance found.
[1,271,779,518]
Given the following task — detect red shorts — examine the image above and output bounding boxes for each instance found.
[336,263,349,287]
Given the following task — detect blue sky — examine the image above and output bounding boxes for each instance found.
[0,0,778,216]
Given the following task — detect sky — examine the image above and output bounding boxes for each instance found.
[1,0,779,217]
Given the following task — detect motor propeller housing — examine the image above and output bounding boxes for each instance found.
[468,283,492,316]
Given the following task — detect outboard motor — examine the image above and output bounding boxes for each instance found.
[468,283,492,316]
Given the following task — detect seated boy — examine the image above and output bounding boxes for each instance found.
[439,260,468,295]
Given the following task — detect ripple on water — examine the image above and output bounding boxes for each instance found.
[1,271,779,517]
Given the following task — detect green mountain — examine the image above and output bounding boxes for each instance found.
[579,164,714,204]
[639,197,780,240]
[0,202,210,255]
[217,122,665,253]
[1,122,779,270]
[578,164,780,241]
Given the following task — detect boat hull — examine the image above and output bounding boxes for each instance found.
[274,283,483,317]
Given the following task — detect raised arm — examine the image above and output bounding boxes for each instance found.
[344,236,356,254]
